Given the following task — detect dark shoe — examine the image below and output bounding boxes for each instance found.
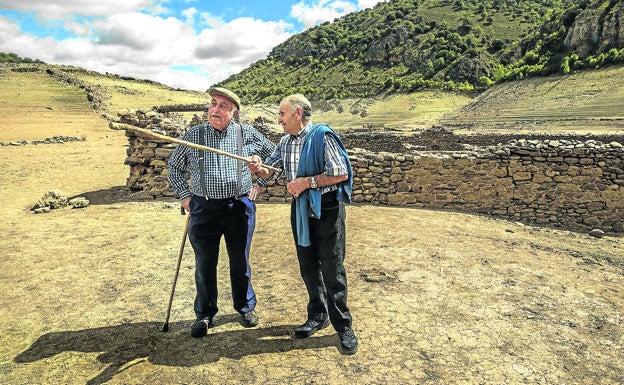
[191,318,213,338]
[338,327,358,354]
[241,310,259,328]
[294,318,330,339]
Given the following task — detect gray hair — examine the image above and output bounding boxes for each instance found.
[282,94,312,118]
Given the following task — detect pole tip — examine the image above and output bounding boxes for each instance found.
[162,324,169,332]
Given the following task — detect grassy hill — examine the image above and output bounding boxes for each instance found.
[217,0,624,103]
[0,63,205,142]
[243,65,624,135]
[2,61,623,138]
[444,65,624,134]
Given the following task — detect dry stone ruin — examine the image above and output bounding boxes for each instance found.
[111,108,624,235]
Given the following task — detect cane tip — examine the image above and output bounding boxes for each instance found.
[162,324,169,332]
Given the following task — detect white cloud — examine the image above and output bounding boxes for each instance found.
[195,18,291,63]
[93,12,191,50]
[358,0,387,10]
[0,11,292,91]
[0,0,155,19]
[199,12,223,29]
[182,7,197,24]
[291,0,357,30]
[0,1,386,91]
[63,20,92,36]
[0,15,20,39]
[290,0,388,29]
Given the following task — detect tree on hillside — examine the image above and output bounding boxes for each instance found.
[0,52,44,63]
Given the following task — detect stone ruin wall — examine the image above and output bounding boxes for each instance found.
[113,109,624,235]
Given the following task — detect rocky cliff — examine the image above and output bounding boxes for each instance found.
[564,1,624,56]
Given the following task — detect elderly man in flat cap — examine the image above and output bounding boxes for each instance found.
[167,86,276,337]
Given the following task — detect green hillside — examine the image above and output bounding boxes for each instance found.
[218,0,624,103]
[2,60,623,136]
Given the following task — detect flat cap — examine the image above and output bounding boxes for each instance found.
[207,87,241,110]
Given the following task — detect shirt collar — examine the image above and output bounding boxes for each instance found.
[291,120,313,140]
[209,120,233,136]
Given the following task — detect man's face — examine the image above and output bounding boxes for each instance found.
[208,95,235,131]
[278,101,301,136]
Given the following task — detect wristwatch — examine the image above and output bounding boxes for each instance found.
[310,176,318,189]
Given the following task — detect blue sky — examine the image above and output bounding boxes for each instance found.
[0,0,386,91]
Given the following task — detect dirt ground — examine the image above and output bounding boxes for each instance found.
[1,118,623,385]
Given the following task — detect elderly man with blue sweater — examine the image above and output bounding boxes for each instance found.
[249,93,358,355]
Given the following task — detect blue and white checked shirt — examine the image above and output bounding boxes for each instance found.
[260,121,349,193]
[167,121,276,200]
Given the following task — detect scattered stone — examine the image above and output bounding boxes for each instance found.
[162,202,177,210]
[31,190,68,213]
[589,229,605,238]
[32,192,90,212]
[69,197,90,208]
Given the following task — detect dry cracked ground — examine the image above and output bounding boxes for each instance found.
[1,120,623,385]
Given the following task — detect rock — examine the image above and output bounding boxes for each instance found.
[31,190,68,212]
[69,197,90,208]
[589,229,605,238]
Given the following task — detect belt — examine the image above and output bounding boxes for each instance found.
[193,193,248,203]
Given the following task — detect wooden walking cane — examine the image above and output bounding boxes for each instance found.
[116,123,282,173]
[162,210,191,332]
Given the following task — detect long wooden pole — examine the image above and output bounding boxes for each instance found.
[115,122,281,173]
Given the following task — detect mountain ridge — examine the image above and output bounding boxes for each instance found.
[217,0,624,103]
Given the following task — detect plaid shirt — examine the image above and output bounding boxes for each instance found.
[261,121,349,193]
[168,121,275,200]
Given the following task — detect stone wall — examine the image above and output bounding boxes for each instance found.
[346,141,624,234]
[114,110,624,234]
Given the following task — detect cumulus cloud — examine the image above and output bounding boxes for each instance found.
[291,0,357,30]
[0,0,154,19]
[93,12,190,51]
[195,17,291,63]
[358,0,387,10]
[0,9,292,91]
[0,0,387,90]
[290,0,386,29]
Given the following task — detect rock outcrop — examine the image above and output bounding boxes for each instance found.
[564,1,624,56]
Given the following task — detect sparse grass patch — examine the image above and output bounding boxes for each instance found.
[67,71,206,116]
[0,70,103,141]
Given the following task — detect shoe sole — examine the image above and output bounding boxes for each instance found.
[191,329,207,338]
[242,320,259,328]
[339,345,358,355]
[191,320,213,338]
[294,319,330,339]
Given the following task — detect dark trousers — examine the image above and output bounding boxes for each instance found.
[188,195,257,320]
[290,192,352,332]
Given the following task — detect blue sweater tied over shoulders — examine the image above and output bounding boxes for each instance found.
[295,123,352,247]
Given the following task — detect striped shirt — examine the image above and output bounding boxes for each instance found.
[261,120,349,193]
[167,121,276,200]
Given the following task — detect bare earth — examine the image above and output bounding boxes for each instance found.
[1,114,623,384]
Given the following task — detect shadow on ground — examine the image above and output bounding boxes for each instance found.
[70,186,177,206]
[15,314,336,385]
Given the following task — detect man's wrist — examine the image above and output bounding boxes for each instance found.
[309,176,318,189]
